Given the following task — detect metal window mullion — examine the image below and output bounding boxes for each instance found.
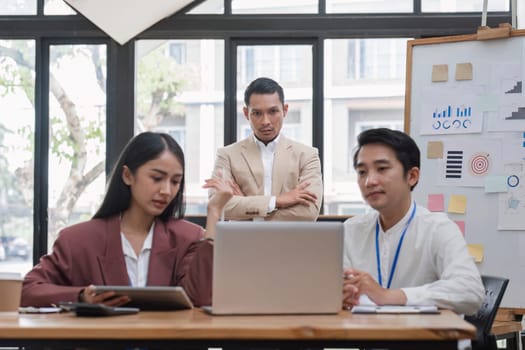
[106,40,135,174]
[33,37,49,262]
[414,0,421,15]
[312,37,324,214]
[319,0,326,15]
[224,37,236,145]
[37,0,44,16]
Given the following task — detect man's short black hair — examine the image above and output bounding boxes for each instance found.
[244,77,285,106]
[353,128,420,191]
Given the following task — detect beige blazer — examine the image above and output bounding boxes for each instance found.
[212,135,323,221]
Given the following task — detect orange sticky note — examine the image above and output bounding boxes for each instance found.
[448,195,467,214]
[432,64,448,82]
[428,194,444,212]
[455,62,473,80]
[427,141,444,159]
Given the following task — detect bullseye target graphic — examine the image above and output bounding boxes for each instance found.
[469,153,490,176]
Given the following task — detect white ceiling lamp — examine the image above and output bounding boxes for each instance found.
[64,0,195,45]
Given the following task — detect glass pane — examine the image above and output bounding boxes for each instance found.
[48,44,107,250]
[422,0,509,12]
[323,38,409,215]
[135,39,225,215]
[236,44,313,146]
[232,0,317,14]
[44,0,76,15]
[187,0,224,14]
[0,0,36,15]
[0,40,35,275]
[327,0,412,13]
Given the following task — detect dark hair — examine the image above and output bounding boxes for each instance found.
[353,128,420,191]
[244,77,285,106]
[93,132,186,221]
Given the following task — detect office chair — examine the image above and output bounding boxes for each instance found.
[465,275,509,350]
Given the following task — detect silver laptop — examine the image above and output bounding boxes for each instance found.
[205,221,344,315]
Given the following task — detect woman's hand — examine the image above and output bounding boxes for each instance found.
[79,285,131,306]
[202,178,234,239]
[203,178,235,217]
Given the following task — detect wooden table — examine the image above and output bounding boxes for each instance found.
[0,308,476,350]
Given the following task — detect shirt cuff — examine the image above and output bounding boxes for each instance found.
[401,286,426,306]
[268,196,276,212]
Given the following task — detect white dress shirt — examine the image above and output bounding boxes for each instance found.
[254,135,279,213]
[121,223,154,287]
[343,201,484,315]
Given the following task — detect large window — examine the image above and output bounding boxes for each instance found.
[0,41,108,274]
[0,0,36,15]
[232,0,317,14]
[236,44,313,146]
[346,38,407,80]
[47,44,107,250]
[44,0,75,15]
[421,0,509,12]
[135,39,225,214]
[326,0,412,13]
[0,40,35,274]
[324,38,408,215]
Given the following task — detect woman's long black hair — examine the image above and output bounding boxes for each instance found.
[93,132,186,221]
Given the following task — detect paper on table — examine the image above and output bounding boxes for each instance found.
[352,305,439,314]
[19,307,62,314]
[352,295,439,314]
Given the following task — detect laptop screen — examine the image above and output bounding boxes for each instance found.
[210,221,344,315]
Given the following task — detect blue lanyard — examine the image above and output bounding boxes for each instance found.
[375,203,417,289]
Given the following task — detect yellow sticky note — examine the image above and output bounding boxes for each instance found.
[467,244,484,263]
[427,141,444,159]
[455,62,473,81]
[432,64,448,82]
[448,195,467,214]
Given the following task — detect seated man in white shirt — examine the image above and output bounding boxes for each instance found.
[342,127,484,316]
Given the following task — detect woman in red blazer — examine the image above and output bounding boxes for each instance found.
[21,132,232,307]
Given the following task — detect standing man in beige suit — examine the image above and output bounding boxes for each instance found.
[210,77,323,221]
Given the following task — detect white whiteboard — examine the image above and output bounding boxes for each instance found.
[406,30,525,307]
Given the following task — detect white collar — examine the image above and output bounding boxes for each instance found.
[253,134,280,152]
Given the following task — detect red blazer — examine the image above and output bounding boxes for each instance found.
[21,215,212,307]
